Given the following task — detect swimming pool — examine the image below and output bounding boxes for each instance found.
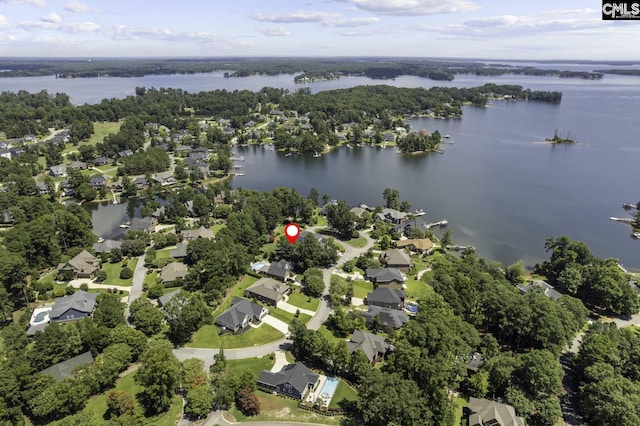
[319,377,340,400]
[34,312,48,322]
[251,262,265,271]
[30,307,52,325]
[406,304,419,314]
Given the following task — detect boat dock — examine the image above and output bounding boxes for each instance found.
[231,165,243,169]
[610,217,635,224]
[230,156,244,161]
[447,244,476,251]
[231,172,245,176]
[426,220,448,229]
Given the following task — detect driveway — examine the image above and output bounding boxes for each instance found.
[125,253,146,321]
[261,315,290,335]
[270,350,287,372]
[173,339,292,370]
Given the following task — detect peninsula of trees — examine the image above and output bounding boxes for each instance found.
[0,57,604,81]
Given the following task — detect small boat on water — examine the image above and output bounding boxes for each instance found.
[284,152,292,157]
[313,152,321,158]
[634,232,640,239]
[623,203,637,210]
[119,221,130,228]
[444,134,451,138]
[414,209,425,216]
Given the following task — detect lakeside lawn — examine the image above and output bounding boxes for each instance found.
[351,280,373,299]
[229,390,341,425]
[405,276,433,301]
[51,371,181,426]
[101,258,138,287]
[226,356,274,377]
[328,381,358,409]
[286,290,319,311]
[187,323,284,349]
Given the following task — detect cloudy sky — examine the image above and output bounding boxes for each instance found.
[0,0,638,60]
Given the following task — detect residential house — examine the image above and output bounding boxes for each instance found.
[393,216,429,235]
[175,145,193,156]
[50,290,98,322]
[133,176,149,190]
[319,200,338,215]
[49,164,67,178]
[364,268,405,289]
[517,280,562,301]
[153,172,177,186]
[376,208,407,224]
[383,133,395,142]
[160,262,189,286]
[244,277,291,306]
[264,259,294,282]
[169,243,188,259]
[0,210,14,227]
[188,151,208,161]
[68,161,88,171]
[158,289,181,307]
[36,182,49,195]
[347,330,392,364]
[257,362,320,400]
[117,149,134,159]
[181,226,214,241]
[92,239,123,254]
[363,306,409,330]
[89,175,106,189]
[92,157,112,166]
[57,250,100,279]
[298,231,323,243]
[467,352,485,373]
[215,297,268,334]
[394,238,434,254]
[350,206,366,218]
[365,287,405,310]
[468,397,525,426]
[128,216,157,233]
[40,352,94,382]
[380,249,413,272]
[0,149,11,160]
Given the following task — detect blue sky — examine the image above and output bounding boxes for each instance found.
[0,0,638,59]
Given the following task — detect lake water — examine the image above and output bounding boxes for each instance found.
[4,68,639,270]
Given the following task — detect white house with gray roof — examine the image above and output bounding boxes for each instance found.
[50,290,97,323]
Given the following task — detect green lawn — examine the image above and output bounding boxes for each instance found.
[187,323,284,349]
[211,223,226,234]
[345,236,367,248]
[269,307,311,325]
[226,356,274,377]
[453,396,469,426]
[287,290,319,311]
[230,389,341,425]
[212,275,259,317]
[315,215,328,227]
[260,242,277,257]
[51,370,181,426]
[155,247,175,261]
[317,325,348,346]
[144,270,160,289]
[89,121,122,146]
[352,280,373,299]
[101,258,138,286]
[405,277,434,301]
[328,381,358,409]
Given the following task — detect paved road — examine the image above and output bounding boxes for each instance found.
[180,409,331,426]
[173,339,292,370]
[125,253,146,322]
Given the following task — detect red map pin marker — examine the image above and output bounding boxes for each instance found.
[284,223,300,244]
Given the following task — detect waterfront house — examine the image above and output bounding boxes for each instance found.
[215,297,268,334]
[376,208,407,224]
[244,277,291,306]
[57,250,100,279]
[50,290,97,323]
[394,238,434,254]
[89,175,106,189]
[128,216,157,233]
[364,268,405,289]
[380,249,413,272]
[362,306,409,330]
[133,176,149,189]
[92,239,123,254]
[365,287,405,310]
[517,280,562,301]
[257,362,319,400]
[347,330,392,364]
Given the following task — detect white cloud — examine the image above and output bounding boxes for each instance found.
[0,0,47,7]
[41,12,61,23]
[325,17,380,27]
[334,0,480,16]
[64,1,89,13]
[256,26,292,37]
[0,14,9,28]
[252,11,341,23]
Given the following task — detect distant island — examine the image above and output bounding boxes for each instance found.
[546,129,577,144]
[0,57,604,81]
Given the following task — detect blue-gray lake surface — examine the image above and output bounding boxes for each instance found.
[4,68,639,270]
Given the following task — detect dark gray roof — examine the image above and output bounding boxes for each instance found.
[298,231,323,242]
[517,280,562,301]
[158,289,181,306]
[365,268,404,283]
[92,239,122,254]
[90,175,106,186]
[40,351,94,382]
[363,306,409,329]
[50,290,97,320]
[92,156,111,165]
[257,362,319,396]
[366,288,405,306]
[216,297,266,331]
[469,397,525,426]
[347,330,391,362]
[382,249,413,267]
[170,243,188,258]
[129,216,155,232]
[266,259,294,280]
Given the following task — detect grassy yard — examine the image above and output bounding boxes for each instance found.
[229,389,341,425]
[269,307,311,325]
[317,325,349,346]
[405,277,434,301]
[144,270,160,289]
[315,215,328,227]
[212,275,258,317]
[453,396,469,426]
[328,381,358,409]
[89,121,122,146]
[345,236,367,248]
[351,280,373,299]
[260,242,277,257]
[101,258,138,286]
[187,323,284,349]
[287,290,319,311]
[155,247,175,261]
[226,356,274,377]
[211,223,226,234]
[51,371,181,426]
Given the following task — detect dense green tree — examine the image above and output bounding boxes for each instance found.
[326,200,357,239]
[382,188,399,209]
[129,297,163,335]
[185,384,214,418]
[135,340,180,415]
[163,291,213,345]
[302,268,325,298]
[93,293,126,329]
